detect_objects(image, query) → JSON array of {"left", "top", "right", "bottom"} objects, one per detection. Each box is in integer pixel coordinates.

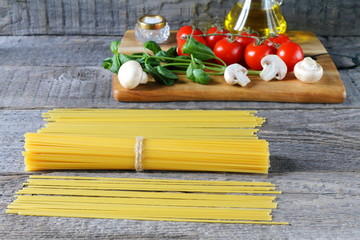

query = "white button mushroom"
[
  {"left": 118, "top": 60, "right": 148, "bottom": 89},
  {"left": 294, "top": 57, "right": 323, "bottom": 83},
  {"left": 260, "top": 55, "right": 288, "bottom": 81},
  {"left": 224, "top": 64, "right": 251, "bottom": 87}
]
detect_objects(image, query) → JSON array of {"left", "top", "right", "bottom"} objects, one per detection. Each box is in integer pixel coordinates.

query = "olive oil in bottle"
[{"left": 224, "top": 0, "right": 287, "bottom": 36}]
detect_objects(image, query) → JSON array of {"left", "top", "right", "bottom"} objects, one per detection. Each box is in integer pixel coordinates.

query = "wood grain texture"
[
  {"left": 113, "top": 30, "right": 346, "bottom": 103},
  {"left": 0, "top": 36, "right": 117, "bottom": 67},
  {"left": 0, "top": 115, "right": 359, "bottom": 233},
  {"left": 1, "top": 109, "right": 359, "bottom": 173},
  {"left": 0, "top": 32, "right": 360, "bottom": 239},
  {"left": 0, "top": 0, "right": 359, "bottom": 36},
  {"left": 0, "top": 36, "right": 359, "bottom": 109},
  {"left": 1, "top": 172, "right": 360, "bottom": 239},
  {"left": 1, "top": 35, "right": 358, "bottom": 69}
]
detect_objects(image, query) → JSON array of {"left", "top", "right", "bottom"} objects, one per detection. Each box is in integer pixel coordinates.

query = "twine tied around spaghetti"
[{"left": 134, "top": 136, "right": 144, "bottom": 171}]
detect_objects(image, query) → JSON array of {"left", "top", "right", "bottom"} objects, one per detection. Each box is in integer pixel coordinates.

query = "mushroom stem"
[
  {"left": 260, "top": 55, "right": 287, "bottom": 81},
  {"left": 224, "top": 64, "right": 251, "bottom": 87},
  {"left": 118, "top": 60, "right": 148, "bottom": 89}
]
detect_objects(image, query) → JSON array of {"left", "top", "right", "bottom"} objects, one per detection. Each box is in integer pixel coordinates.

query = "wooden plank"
[
  {"left": 1, "top": 172, "right": 359, "bottom": 239},
  {"left": 1, "top": 35, "right": 358, "bottom": 70},
  {"left": 0, "top": 65, "right": 359, "bottom": 110},
  {"left": 1, "top": 68, "right": 360, "bottom": 109},
  {"left": 0, "top": 35, "right": 358, "bottom": 109},
  {"left": 1, "top": 0, "right": 359, "bottom": 36},
  {"left": 0, "top": 66, "right": 116, "bottom": 109},
  {"left": 113, "top": 31, "right": 346, "bottom": 103},
  {"left": 0, "top": 0, "right": 11, "bottom": 35},
  {"left": 1, "top": 109, "right": 359, "bottom": 173},
  {"left": 0, "top": 36, "right": 117, "bottom": 67},
  {"left": 260, "top": 109, "right": 360, "bottom": 172}
]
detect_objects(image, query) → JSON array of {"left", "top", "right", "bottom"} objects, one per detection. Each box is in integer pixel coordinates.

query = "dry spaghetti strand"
[
  {"left": 6, "top": 176, "right": 288, "bottom": 225},
  {"left": 23, "top": 109, "right": 270, "bottom": 173}
]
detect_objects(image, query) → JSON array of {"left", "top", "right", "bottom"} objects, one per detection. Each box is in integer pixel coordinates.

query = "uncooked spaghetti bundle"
[
  {"left": 23, "top": 109, "right": 270, "bottom": 173},
  {"left": 6, "top": 175, "right": 288, "bottom": 225}
]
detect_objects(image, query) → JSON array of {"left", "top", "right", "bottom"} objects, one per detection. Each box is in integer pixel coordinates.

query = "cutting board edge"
[
  {"left": 112, "top": 75, "right": 346, "bottom": 103},
  {"left": 112, "top": 30, "right": 346, "bottom": 104}
]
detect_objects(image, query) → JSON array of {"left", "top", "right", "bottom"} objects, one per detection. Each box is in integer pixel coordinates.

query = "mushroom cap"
[
  {"left": 294, "top": 57, "right": 323, "bottom": 83},
  {"left": 260, "top": 55, "right": 287, "bottom": 81},
  {"left": 118, "top": 60, "right": 143, "bottom": 89}
]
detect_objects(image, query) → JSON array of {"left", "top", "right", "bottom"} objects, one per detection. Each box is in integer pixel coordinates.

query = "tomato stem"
[
  {"left": 184, "top": 33, "right": 258, "bottom": 40},
  {"left": 264, "top": 38, "right": 280, "bottom": 49}
]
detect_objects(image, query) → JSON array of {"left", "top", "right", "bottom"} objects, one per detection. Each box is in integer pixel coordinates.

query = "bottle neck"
[{"left": 238, "top": 0, "right": 282, "bottom": 8}]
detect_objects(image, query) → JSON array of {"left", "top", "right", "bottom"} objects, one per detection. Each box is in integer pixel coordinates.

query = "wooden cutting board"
[{"left": 112, "top": 30, "right": 346, "bottom": 103}]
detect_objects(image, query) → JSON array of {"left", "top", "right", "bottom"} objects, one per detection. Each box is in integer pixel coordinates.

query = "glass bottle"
[{"left": 224, "top": 0, "right": 287, "bottom": 36}]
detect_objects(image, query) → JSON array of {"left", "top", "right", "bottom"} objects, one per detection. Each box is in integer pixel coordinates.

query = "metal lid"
[{"left": 137, "top": 15, "right": 166, "bottom": 30}]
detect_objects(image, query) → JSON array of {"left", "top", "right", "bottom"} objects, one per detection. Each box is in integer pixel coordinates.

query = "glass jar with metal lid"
[{"left": 135, "top": 15, "right": 170, "bottom": 44}]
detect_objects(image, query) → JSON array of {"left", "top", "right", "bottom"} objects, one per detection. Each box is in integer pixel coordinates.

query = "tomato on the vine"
[
  {"left": 265, "top": 34, "right": 291, "bottom": 51},
  {"left": 235, "top": 32, "right": 258, "bottom": 48},
  {"left": 266, "top": 34, "right": 291, "bottom": 45},
  {"left": 205, "top": 27, "right": 230, "bottom": 49},
  {"left": 176, "top": 26, "right": 205, "bottom": 41},
  {"left": 277, "top": 41, "right": 304, "bottom": 71},
  {"left": 244, "top": 43, "right": 276, "bottom": 70},
  {"left": 213, "top": 39, "right": 243, "bottom": 65},
  {"left": 176, "top": 26, "right": 206, "bottom": 56}
]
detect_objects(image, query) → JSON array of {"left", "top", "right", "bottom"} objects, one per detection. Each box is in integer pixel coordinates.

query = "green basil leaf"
[
  {"left": 145, "top": 62, "right": 175, "bottom": 86},
  {"left": 137, "top": 56, "right": 160, "bottom": 69},
  {"left": 155, "top": 51, "right": 167, "bottom": 57},
  {"left": 182, "top": 37, "right": 216, "bottom": 61},
  {"left": 110, "top": 41, "right": 120, "bottom": 54},
  {"left": 193, "top": 69, "right": 211, "bottom": 84},
  {"left": 136, "top": 57, "right": 146, "bottom": 67},
  {"left": 119, "top": 54, "right": 134, "bottom": 64},
  {"left": 102, "top": 57, "right": 112, "bottom": 70},
  {"left": 147, "top": 57, "right": 161, "bottom": 66},
  {"left": 193, "top": 57, "right": 205, "bottom": 69},
  {"left": 155, "top": 50, "right": 177, "bottom": 63},
  {"left": 144, "top": 41, "right": 162, "bottom": 55},
  {"left": 176, "top": 55, "right": 191, "bottom": 60},
  {"left": 110, "top": 53, "right": 121, "bottom": 73},
  {"left": 166, "top": 46, "right": 178, "bottom": 58},
  {"left": 186, "top": 61, "right": 197, "bottom": 81},
  {"left": 155, "top": 66, "right": 178, "bottom": 81},
  {"left": 155, "top": 51, "right": 168, "bottom": 61}
]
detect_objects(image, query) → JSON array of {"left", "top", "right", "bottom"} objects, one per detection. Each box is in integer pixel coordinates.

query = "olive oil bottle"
[{"left": 224, "top": 0, "right": 287, "bottom": 36}]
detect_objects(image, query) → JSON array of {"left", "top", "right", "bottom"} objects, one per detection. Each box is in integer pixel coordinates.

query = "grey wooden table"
[{"left": 1, "top": 1, "right": 360, "bottom": 239}]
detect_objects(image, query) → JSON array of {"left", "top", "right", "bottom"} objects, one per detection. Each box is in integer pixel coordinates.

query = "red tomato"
[
  {"left": 235, "top": 32, "right": 258, "bottom": 48},
  {"left": 244, "top": 43, "right": 276, "bottom": 70},
  {"left": 265, "top": 34, "right": 291, "bottom": 51},
  {"left": 205, "top": 27, "right": 230, "bottom": 49},
  {"left": 176, "top": 26, "right": 206, "bottom": 56},
  {"left": 213, "top": 39, "right": 243, "bottom": 65},
  {"left": 277, "top": 42, "right": 304, "bottom": 71}
]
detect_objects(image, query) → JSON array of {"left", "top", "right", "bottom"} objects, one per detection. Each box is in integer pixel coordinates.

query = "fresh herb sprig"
[{"left": 102, "top": 38, "right": 227, "bottom": 85}]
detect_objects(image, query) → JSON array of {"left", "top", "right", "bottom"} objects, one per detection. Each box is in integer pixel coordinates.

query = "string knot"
[{"left": 134, "top": 136, "right": 144, "bottom": 171}]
